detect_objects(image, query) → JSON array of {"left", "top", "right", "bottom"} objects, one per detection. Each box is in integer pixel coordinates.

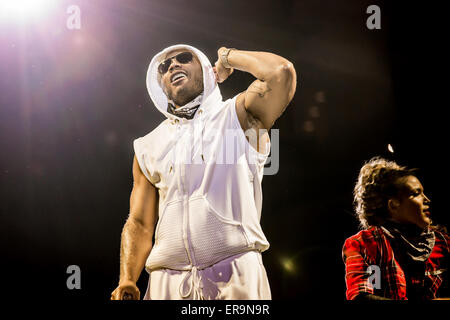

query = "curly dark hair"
[{"left": 353, "top": 157, "right": 417, "bottom": 229}]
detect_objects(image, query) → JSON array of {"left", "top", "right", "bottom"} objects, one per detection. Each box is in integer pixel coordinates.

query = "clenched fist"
[
  {"left": 111, "top": 280, "right": 140, "bottom": 300},
  {"left": 213, "top": 47, "right": 234, "bottom": 83}
]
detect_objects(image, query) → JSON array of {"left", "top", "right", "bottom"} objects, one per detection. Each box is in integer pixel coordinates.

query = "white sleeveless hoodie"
[{"left": 133, "top": 45, "right": 270, "bottom": 275}]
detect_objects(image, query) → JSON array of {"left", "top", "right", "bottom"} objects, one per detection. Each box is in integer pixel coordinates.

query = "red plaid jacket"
[{"left": 342, "top": 226, "right": 449, "bottom": 300}]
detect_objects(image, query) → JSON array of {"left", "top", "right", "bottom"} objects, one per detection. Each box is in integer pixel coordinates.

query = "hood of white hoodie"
[{"left": 146, "top": 44, "right": 220, "bottom": 120}]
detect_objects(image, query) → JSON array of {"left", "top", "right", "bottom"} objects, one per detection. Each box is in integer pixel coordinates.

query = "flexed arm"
[{"left": 214, "top": 47, "right": 297, "bottom": 131}]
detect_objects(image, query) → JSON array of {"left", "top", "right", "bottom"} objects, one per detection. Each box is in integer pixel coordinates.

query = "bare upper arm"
[
  {"left": 128, "top": 155, "right": 159, "bottom": 233},
  {"left": 243, "top": 62, "right": 296, "bottom": 131}
]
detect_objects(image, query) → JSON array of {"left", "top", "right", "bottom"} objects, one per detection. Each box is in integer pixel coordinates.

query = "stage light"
[
  {"left": 387, "top": 143, "right": 394, "bottom": 153},
  {"left": 0, "top": 0, "right": 57, "bottom": 21},
  {"left": 281, "top": 257, "right": 296, "bottom": 273}
]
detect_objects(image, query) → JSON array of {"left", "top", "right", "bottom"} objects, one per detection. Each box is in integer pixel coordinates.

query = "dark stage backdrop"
[{"left": 0, "top": 0, "right": 448, "bottom": 302}]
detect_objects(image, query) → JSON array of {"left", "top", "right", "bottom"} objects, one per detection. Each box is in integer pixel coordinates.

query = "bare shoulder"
[{"left": 132, "top": 155, "right": 155, "bottom": 189}]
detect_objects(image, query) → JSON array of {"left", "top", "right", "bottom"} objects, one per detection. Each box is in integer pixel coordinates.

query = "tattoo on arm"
[{"left": 248, "top": 81, "right": 272, "bottom": 98}]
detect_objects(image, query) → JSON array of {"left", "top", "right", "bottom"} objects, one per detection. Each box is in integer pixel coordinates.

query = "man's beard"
[{"left": 168, "top": 77, "right": 203, "bottom": 107}]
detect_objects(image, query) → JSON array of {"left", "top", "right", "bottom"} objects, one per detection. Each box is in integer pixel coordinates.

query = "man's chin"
[
  {"left": 419, "top": 217, "right": 432, "bottom": 229},
  {"left": 173, "top": 92, "right": 200, "bottom": 107}
]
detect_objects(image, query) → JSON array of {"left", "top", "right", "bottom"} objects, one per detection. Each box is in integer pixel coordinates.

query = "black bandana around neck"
[
  {"left": 382, "top": 221, "right": 435, "bottom": 262},
  {"left": 166, "top": 94, "right": 203, "bottom": 120},
  {"left": 167, "top": 102, "right": 200, "bottom": 120}
]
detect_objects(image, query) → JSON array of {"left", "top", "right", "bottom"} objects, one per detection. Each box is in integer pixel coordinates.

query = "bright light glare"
[
  {"left": 281, "top": 257, "right": 295, "bottom": 273},
  {"left": 387, "top": 143, "right": 394, "bottom": 153},
  {"left": 0, "top": 0, "right": 57, "bottom": 21}
]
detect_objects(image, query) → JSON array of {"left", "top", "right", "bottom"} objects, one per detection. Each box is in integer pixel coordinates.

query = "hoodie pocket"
[
  {"left": 148, "top": 198, "right": 190, "bottom": 270},
  {"left": 188, "top": 195, "right": 252, "bottom": 267}
]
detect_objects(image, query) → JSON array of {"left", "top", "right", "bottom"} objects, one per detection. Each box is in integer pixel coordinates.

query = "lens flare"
[
  {"left": 0, "top": 0, "right": 57, "bottom": 21},
  {"left": 281, "top": 257, "right": 296, "bottom": 273}
]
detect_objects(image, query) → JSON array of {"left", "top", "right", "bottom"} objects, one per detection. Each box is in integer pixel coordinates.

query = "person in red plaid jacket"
[{"left": 342, "top": 157, "right": 450, "bottom": 300}]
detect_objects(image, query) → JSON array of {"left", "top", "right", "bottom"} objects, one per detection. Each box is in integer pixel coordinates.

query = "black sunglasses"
[{"left": 158, "top": 51, "right": 194, "bottom": 75}]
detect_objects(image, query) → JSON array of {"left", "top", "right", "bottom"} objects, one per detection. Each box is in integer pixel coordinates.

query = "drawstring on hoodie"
[
  {"left": 179, "top": 266, "right": 204, "bottom": 300},
  {"left": 169, "top": 106, "right": 206, "bottom": 164},
  {"left": 199, "top": 108, "right": 206, "bottom": 163}
]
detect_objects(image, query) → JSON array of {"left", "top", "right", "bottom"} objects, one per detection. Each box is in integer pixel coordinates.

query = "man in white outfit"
[{"left": 111, "top": 44, "right": 296, "bottom": 300}]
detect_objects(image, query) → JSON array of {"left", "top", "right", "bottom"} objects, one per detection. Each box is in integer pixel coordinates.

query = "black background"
[{"left": 0, "top": 0, "right": 449, "bottom": 304}]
